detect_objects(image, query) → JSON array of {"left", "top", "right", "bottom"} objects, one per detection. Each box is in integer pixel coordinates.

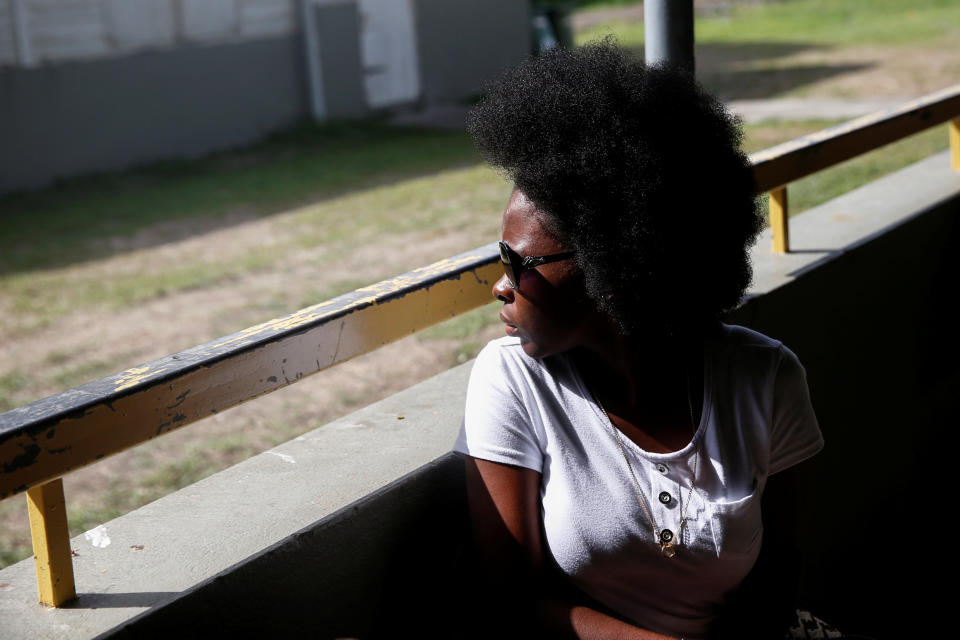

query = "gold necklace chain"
[{"left": 591, "top": 371, "right": 699, "bottom": 559}]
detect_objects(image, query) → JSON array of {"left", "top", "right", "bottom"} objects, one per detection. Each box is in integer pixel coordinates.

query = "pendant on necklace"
[{"left": 659, "top": 529, "right": 677, "bottom": 558}]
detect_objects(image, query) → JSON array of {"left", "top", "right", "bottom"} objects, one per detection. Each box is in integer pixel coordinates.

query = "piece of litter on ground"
[
  {"left": 267, "top": 451, "right": 296, "bottom": 464},
  {"left": 84, "top": 525, "right": 111, "bottom": 548}
]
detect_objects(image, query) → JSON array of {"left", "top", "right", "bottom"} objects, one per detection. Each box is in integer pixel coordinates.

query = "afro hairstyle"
[{"left": 467, "top": 40, "right": 762, "bottom": 337}]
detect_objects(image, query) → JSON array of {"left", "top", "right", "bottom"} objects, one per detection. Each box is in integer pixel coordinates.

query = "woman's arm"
[{"left": 465, "top": 457, "right": 680, "bottom": 640}]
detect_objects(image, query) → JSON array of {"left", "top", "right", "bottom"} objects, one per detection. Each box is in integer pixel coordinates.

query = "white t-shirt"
[{"left": 453, "top": 324, "right": 823, "bottom": 640}]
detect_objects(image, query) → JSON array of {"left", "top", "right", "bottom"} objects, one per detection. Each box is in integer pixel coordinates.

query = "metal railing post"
[
  {"left": 950, "top": 118, "right": 960, "bottom": 171},
  {"left": 26, "top": 479, "right": 76, "bottom": 606},
  {"left": 769, "top": 187, "right": 789, "bottom": 253}
]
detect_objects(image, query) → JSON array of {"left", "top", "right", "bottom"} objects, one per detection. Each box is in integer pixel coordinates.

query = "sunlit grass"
[
  {"left": 576, "top": 0, "right": 960, "bottom": 48},
  {"left": 0, "top": 121, "right": 481, "bottom": 276}
]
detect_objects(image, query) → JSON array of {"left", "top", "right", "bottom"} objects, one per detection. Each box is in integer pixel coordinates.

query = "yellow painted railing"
[
  {"left": 2, "top": 86, "right": 960, "bottom": 607},
  {"left": 749, "top": 84, "right": 960, "bottom": 253},
  {"left": 0, "top": 247, "right": 501, "bottom": 605}
]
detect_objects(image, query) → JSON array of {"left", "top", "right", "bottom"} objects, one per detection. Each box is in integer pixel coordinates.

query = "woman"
[{"left": 453, "top": 42, "right": 824, "bottom": 639}]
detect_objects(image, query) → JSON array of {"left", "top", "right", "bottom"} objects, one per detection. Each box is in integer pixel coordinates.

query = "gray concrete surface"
[
  {"left": 413, "top": 0, "right": 531, "bottom": 104},
  {"left": 314, "top": 2, "right": 367, "bottom": 120},
  {"left": 0, "top": 35, "right": 309, "bottom": 195},
  {"left": 0, "top": 359, "right": 474, "bottom": 638},
  {"left": 1, "top": 152, "right": 957, "bottom": 637}
]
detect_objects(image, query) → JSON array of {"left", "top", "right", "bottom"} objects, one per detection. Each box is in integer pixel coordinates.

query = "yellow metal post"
[
  {"left": 26, "top": 479, "right": 76, "bottom": 606},
  {"left": 950, "top": 118, "right": 960, "bottom": 171},
  {"left": 769, "top": 187, "right": 789, "bottom": 254}
]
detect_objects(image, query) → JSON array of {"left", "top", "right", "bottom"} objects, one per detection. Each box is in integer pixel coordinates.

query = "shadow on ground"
[
  {"left": 0, "top": 120, "right": 481, "bottom": 277},
  {"left": 694, "top": 42, "right": 876, "bottom": 101},
  {"left": 613, "top": 40, "right": 876, "bottom": 101}
]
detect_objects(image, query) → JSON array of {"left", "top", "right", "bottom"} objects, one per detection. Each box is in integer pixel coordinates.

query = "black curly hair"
[{"left": 468, "top": 40, "right": 762, "bottom": 338}]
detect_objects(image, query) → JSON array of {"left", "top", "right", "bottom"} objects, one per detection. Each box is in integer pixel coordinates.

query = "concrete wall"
[
  {"left": 0, "top": 34, "right": 309, "bottom": 194},
  {"left": 727, "top": 186, "right": 959, "bottom": 639},
  {"left": 313, "top": 1, "right": 366, "bottom": 119},
  {"left": 413, "top": 0, "right": 531, "bottom": 104},
  {"left": 0, "top": 0, "right": 532, "bottom": 195},
  {"left": 3, "top": 153, "right": 956, "bottom": 638}
]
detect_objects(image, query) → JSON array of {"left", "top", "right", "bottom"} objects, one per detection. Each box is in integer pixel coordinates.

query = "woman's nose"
[{"left": 492, "top": 273, "right": 514, "bottom": 302}]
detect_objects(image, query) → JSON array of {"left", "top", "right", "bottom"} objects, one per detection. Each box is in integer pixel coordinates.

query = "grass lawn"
[
  {"left": 577, "top": 0, "right": 960, "bottom": 101},
  {"left": 577, "top": 0, "right": 960, "bottom": 48},
  {"left": 0, "top": 121, "right": 480, "bottom": 276}
]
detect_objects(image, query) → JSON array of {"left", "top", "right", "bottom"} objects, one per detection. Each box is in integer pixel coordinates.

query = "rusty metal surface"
[
  {"left": 750, "top": 84, "right": 960, "bottom": 192},
  {"left": 0, "top": 244, "right": 500, "bottom": 499}
]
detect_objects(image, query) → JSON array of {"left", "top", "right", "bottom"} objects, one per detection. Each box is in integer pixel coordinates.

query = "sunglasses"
[{"left": 498, "top": 241, "right": 576, "bottom": 290}]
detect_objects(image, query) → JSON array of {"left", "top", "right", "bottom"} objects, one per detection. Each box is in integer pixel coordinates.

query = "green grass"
[
  {"left": 576, "top": 0, "right": 960, "bottom": 47},
  {"left": 3, "top": 247, "right": 280, "bottom": 329},
  {"left": 1, "top": 160, "right": 504, "bottom": 338},
  {"left": 0, "top": 370, "right": 29, "bottom": 412},
  {"left": 0, "top": 121, "right": 480, "bottom": 276},
  {"left": 695, "top": 0, "right": 960, "bottom": 47}
]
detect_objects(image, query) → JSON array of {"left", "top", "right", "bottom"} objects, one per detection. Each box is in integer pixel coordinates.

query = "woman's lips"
[{"left": 499, "top": 312, "right": 520, "bottom": 336}]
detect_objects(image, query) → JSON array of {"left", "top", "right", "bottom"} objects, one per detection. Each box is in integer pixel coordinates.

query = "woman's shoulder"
[
  {"left": 470, "top": 337, "right": 572, "bottom": 400},
  {"left": 716, "top": 323, "right": 784, "bottom": 351},
  {"left": 709, "top": 324, "right": 805, "bottom": 389},
  {"left": 473, "top": 336, "right": 558, "bottom": 375},
  {"left": 476, "top": 335, "right": 528, "bottom": 359}
]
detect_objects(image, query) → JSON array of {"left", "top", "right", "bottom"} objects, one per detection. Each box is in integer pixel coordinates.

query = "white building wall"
[
  {"left": 0, "top": 0, "right": 297, "bottom": 67},
  {"left": 357, "top": 0, "right": 419, "bottom": 109},
  {"left": 105, "top": 0, "right": 177, "bottom": 50},
  {"left": 24, "top": 0, "right": 109, "bottom": 61},
  {"left": 0, "top": 3, "right": 15, "bottom": 65},
  {"left": 238, "top": 0, "right": 294, "bottom": 38}
]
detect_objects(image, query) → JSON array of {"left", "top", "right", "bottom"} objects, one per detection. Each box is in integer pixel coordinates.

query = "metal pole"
[
  {"left": 644, "top": 0, "right": 694, "bottom": 74},
  {"left": 11, "top": 0, "right": 36, "bottom": 68},
  {"left": 299, "top": 0, "right": 326, "bottom": 121}
]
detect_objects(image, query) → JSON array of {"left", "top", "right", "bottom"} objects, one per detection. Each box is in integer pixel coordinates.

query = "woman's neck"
[{"left": 571, "top": 326, "right": 701, "bottom": 410}]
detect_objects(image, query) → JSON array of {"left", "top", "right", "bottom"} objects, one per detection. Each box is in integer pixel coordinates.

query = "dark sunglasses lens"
[
  {"left": 498, "top": 243, "right": 519, "bottom": 288},
  {"left": 498, "top": 242, "right": 511, "bottom": 265}
]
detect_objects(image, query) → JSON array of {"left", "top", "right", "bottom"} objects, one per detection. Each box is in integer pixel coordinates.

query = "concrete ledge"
[
  {"left": 0, "top": 360, "right": 474, "bottom": 638},
  {"left": 1, "top": 151, "right": 958, "bottom": 637}
]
